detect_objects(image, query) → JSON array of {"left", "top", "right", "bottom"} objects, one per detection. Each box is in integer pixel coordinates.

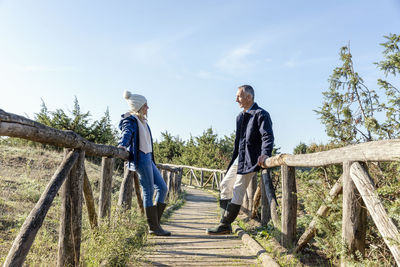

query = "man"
[{"left": 207, "top": 85, "right": 274, "bottom": 235}]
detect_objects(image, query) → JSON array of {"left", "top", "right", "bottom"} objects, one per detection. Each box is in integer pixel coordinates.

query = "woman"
[{"left": 118, "top": 90, "right": 170, "bottom": 236}]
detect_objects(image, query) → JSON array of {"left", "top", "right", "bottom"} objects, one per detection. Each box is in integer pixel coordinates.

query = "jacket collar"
[
  {"left": 122, "top": 112, "right": 132, "bottom": 119},
  {"left": 121, "top": 113, "right": 140, "bottom": 122},
  {"left": 243, "top": 102, "right": 259, "bottom": 115}
]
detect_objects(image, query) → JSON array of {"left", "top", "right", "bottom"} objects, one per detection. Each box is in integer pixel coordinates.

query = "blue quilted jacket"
[{"left": 118, "top": 113, "right": 155, "bottom": 171}]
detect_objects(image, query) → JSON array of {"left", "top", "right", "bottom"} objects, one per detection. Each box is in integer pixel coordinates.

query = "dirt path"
[{"left": 140, "top": 187, "right": 261, "bottom": 266}]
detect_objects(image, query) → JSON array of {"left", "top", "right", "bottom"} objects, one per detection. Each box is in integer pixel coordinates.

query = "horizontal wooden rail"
[
  {"left": 263, "top": 139, "right": 400, "bottom": 168},
  {"left": 0, "top": 109, "right": 129, "bottom": 159},
  {"left": 157, "top": 163, "right": 225, "bottom": 173},
  {"left": 156, "top": 163, "right": 183, "bottom": 172}
]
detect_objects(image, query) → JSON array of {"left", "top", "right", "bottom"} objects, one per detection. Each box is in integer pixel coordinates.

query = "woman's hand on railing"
[
  {"left": 257, "top": 155, "right": 269, "bottom": 167},
  {"left": 118, "top": 145, "right": 127, "bottom": 151}
]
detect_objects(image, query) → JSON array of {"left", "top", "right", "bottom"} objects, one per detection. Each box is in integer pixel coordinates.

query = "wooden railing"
[
  {"left": 154, "top": 163, "right": 280, "bottom": 228},
  {"left": 153, "top": 163, "right": 224, "bottom": 189},
  {"left": 2, "top": 108, "right": 400, "bottom": 266},
  {"left": 261, "top": 140, "right": 400, "bottom": 266},
  {"left": 154, "top": 140, "right": 400, "bottom": 265},
  {"left": 0, "top": 109, "right": 182, "bottom": 267},
  {"left": 157, "top": 164, "right": 183, "bottom": 201}
]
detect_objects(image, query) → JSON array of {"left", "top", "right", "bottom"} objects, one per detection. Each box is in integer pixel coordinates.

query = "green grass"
[
  {"left": 82, "top": 207, "right": 147, "bottom": 266},
  {"left": 160, "top": 190, "right": 186, "bottom": 223}
]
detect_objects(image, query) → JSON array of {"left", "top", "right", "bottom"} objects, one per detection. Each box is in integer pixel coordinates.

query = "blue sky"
[{"left": 1, "top": 0, "right": 399, "bottom": 153}]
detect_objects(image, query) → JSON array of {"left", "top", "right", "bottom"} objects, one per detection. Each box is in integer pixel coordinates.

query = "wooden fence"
[
  {"left": 156, "top": 140, "right": 400, "bottom": 266},
  {"left": 2, "top": 108, "right": 400, "bottom": 266},
  {"left": 0, "top": 109, "right": 181, "bottom": 267},
  {"left": 260, "top": 140, "right": 400, "bottom": 266},
  {"left": 152, "top": 163, "right": 280, "bottom": 228},
  {"left": 153, "top": 163, "right": 224, "bottom": 189}
]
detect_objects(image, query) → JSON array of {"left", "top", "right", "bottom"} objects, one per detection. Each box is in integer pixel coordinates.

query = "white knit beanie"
[{"left": 123, "top": 90, "right": 147, "bottom": 113}]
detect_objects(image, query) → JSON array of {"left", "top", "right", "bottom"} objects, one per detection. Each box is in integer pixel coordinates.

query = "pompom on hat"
[{"left": 123, "top": 90, "right": 147, "bottom": 112}]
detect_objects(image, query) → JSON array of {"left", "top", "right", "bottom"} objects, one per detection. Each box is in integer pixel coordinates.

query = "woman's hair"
[{"left": 130, "top": 105, "right": 147, "bottom": 122}]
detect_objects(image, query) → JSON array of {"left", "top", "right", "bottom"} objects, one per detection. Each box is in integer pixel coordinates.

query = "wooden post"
[
  {"left": 133, "top": 171, "right": 144, "bottom": 215},
  {"left": 260, "top": 174, "right": 271, "bottom": 226},
  {"left": 118, "top": 163, "right": 133, "bottom": 210},
  {"left": 177, "top": 168, "right": 183, "bottom": 194},
  {"left": 163, "top": 170, "right": 169, "bottom": 200},
  {"left": 191, "top": 169, "right": 201, "bottom": 187},
  {"left": 242, "top": 191, "right": 250, "bottom": 215},
  {"left": 281, "top": 164, "right": 297, "bottom": 248},
  {"left": 58, "top": 149, "right": 85, "bottom": 267},
  {"left": 200, "top": 170, "right": 204, "bottom": 187},
  {"left": 189, "top": 170, "right": 193, "bottom": 186},
  {"left": 162, "top": 169, "right": 168, "bottom": 183},
  {"left": 3, "top": 151, "right": 79, "bottom": 267},
  {"left": 350, "top": 162, "right": 400, "bottom": 266},
  {"left": 218, "top": 172, "right": 223, "bottom": 190},
  {"left": 168, "top": 171, "right": 173, "bottom": 200},
  {"left": 244, "top": 173, "right": 257, "bottom": 216},
  {"left": 251, "top": 182, "right": 262, "bottom": 219},
  {"left": 249, "top": 174, "right": 257, "bottom": 214},
  {"left": 262, "top": 169, "right": 280, "bottom": 228},
  {"left": 98, "top": 157, "right": 114, "bottom": 220},
  {"left": 83, "top": 170, "right": 98, "bottom": 229},
  {"left": 174, "top": 170, "right": 179, "bottom": 197},
  {"left": 167, "top": 171, "right": 174, "bottom": 201},
  {"left": 342, "top": 161, "right": 367, "bottom": 266}
]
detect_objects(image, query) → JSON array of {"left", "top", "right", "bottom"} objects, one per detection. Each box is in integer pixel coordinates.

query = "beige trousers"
[{"left": 220, "top": 164, "right": 256, "bottom": 205}]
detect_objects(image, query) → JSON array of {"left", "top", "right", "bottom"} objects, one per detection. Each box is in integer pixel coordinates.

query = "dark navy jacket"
[
  {"left": 227, "top": 103, "right": 274, "bottom": 174},
  {"left": 118, "top": 113, "right": 155, "bottom": 171}
]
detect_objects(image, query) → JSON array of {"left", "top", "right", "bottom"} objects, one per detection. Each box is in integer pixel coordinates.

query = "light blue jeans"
[{"left": 136, "top": 151, "right": 168, "bottom": 208}]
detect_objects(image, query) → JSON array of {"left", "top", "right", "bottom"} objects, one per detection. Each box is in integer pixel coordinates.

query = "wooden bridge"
[
  {"left": 141, "top": 187, "right": 272, "bottom": 266},
  {"left": 1, "top": 108, "right": 400, "bottom": 266}
]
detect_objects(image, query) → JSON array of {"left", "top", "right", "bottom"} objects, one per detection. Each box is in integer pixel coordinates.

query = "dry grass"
[{"left": 0, "top": 143, "right": 146, "bottom": 266}]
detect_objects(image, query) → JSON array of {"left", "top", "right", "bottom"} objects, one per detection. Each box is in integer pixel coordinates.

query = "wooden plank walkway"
[{"left": 140, "top": 187, "right": 261, "bottom": 266}]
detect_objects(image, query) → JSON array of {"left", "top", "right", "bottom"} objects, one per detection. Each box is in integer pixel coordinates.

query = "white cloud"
[
  {"left": 216, "top": 45, "right": 254, "bottom": 73},
  {"left": 284, "top": 51, "right": 302, "bottom": 69},
  {"left": 128, "top": 28, "right": 197, "bottom": 67}
]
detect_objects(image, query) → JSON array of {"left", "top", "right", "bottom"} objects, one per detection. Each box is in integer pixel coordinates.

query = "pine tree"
[{"left": 376, "top": 34, "right": 400, "bottom": 138}]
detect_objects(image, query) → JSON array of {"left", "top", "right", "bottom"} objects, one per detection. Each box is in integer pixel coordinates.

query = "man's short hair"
[{"left": 239, "top": 85, "right": 254, "bottom": 100}]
